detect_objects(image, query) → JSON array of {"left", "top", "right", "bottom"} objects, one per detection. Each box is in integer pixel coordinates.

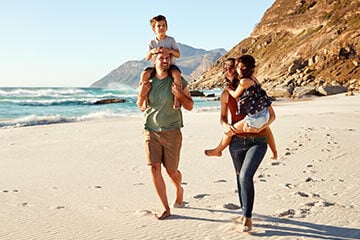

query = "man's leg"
[
  {"left": 150, "top": 163, "right": 171, "bottom": 220},
  {"left": 166, "top": 169, "right": 184, "bottom": 207}
]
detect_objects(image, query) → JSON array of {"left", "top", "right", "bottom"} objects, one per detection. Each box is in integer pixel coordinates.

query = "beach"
[{"left": 1, "top": 93, "right": 359, "bottom": 239}]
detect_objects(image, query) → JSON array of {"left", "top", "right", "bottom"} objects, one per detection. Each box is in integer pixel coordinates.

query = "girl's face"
[
  {"left": 236, "top": 62, "right": 247, "bottom": 76},
  {"left": 153, "top": 20, "right": 167, "bottom": 35}
]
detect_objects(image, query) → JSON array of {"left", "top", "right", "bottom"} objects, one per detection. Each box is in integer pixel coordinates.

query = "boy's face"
[{"left": 153, "top": 20, "right": 167, "bottom": 35}]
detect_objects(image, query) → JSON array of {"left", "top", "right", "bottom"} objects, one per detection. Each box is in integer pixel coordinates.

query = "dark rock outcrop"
[{"left": 93, "top": 98, "right": 126, "bottom": 105}]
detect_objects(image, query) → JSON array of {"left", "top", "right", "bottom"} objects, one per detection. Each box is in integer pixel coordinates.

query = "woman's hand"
[
  {"left": 223, "top": 123, "right": 236, "bottom": 136},
  {"left": 243, "top": 123, "right": 263, "bottom": 133}
]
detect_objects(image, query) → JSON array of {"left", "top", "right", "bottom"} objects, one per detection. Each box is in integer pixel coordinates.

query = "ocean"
[{"left": 0, "top": 87, "right": 222, "bottom": 128}]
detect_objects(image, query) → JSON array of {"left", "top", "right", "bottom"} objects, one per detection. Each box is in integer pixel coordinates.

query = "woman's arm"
[
  {"left": 243, "top": 105, "right": 276, "bottom": 133},
  {"left": 219, "top": 91, "right": 236, "bottom": 136}
]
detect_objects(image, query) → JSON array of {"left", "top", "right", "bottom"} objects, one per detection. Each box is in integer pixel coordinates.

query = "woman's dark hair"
[{"left": 237, "top": 55, "right": 255, "bottom": 78}]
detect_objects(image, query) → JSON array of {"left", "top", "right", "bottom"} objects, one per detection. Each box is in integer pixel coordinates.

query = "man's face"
[{"left": 155, "top": 53, "right": 170, "bottom": 71}]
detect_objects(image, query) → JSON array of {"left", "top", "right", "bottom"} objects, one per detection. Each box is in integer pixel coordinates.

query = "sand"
[{"left": 1, "top": 93, "right": 359, "bottom": 239}]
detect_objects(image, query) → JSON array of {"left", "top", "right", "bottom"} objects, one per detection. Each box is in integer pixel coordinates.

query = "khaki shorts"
[{"left": 144, "top": 129, "right": 182, "bottom": 171}]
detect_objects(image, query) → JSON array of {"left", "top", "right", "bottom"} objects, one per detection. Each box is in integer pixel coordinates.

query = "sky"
[{"left": 0, "top": 0, "right": 274, "bottom": 87}]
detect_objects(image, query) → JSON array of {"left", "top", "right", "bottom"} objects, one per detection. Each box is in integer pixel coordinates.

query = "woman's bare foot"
[
  {"left": 232, "top": 215, "right": 244, "bottom": 223},
  {"left": 204, "top": 149, "right": 222, "bottom": 157},
  {"left": 241, "top": 217, "right": 252, "bottom": 232},
  {"left": 155, "top": 209, "right": 171, "bottom": 220}
]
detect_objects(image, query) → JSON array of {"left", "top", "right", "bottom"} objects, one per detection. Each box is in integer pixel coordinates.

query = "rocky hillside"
[
  {"left": 90, "top": 43, "right": 226, "bottom": 89},
  {"left": 190, "top": 0, "right": 360, "bottom": 97}
]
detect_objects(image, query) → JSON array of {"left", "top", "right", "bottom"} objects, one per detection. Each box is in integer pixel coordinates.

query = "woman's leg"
[
  {"left": 239, "top": 140, "right": 267, "bottom": 218},
  {"left": 229, "top": 137, "right": 247, "bottom": 210}
]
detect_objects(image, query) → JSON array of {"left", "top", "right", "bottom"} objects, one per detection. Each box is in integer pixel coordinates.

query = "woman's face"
[{"left": 223, "top": 61, "right": 236, "bottom": 78}]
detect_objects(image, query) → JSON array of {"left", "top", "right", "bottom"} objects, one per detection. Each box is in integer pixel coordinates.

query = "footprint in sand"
[
  {"left": 49, "top": 206, "right": 65, "bottom": 210},
  {"left": 213, "top": 179, "right": 227, "bottom": 183},
  {"left": 133, "top": 182, "right": 144, "bottom": 186},
  {"left": 278, "top": 209, "right": 295, "bottom": 217},
  {"left": 2, "top": 189, "right": 19, "bottom": 193},
  {"left": 223, "top": 203, "right": 241, "bottom": 210},
  {"left": 295, "top": 191, "right": 310, "bottom": 197},
  {"left": 193, "top": 193, "right": 210, "bottom": 199},
  {"left": 136, "top": 209, "right": 153, "bottom": 217}
]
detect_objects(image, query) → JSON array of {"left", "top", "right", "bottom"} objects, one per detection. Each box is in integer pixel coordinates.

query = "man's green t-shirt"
[{"left": 143, "top": 76, "right": 188, "bottom": 131}]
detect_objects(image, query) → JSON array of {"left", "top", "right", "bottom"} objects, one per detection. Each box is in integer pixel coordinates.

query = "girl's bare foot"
[
  {"left": 204, "top": 149, "right": 222, "bottom": 157},
  {"left": 271, "top": 151, "right": 278, "bottom": 160},
  {"left": 155, "top": 209, "right": 171, "bottom": 220}
]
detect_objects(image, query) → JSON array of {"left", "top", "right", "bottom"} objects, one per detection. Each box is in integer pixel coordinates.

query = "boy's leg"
[
  {"left": 171, "top": 69, "right": 182, "bottom": 109},
  {"left": 205, "top": 134, "right": 232, "bottom": 157},
  {"left": 139, "top": 68, "right": 153, "bottom": 111}
]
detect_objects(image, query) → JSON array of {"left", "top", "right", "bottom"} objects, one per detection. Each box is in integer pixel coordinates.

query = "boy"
[{"left": 139, "top": 15, "right": 182, "bottom": 110}]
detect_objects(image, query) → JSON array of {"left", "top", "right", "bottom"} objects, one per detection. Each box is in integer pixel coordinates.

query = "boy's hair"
[
  {"left": 237, "top": 55, "right": 256, "bottom": 78},
  {"left": 150, "top": 15, "right": 168, "bottom": 29}
]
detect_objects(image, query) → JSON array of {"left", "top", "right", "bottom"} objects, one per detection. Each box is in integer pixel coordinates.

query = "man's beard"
[{"left": 160, "top": 63, "right": 170, "bottom": 71}]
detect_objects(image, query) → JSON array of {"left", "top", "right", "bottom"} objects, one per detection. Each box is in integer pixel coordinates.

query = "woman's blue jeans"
[{"left": 229, "top": 136, "right": 268, "bottom": 218}]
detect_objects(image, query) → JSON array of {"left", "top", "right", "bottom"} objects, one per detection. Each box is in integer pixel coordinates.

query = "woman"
[{"left": 216, "top": 56, "right": 276, "bottom": 232}]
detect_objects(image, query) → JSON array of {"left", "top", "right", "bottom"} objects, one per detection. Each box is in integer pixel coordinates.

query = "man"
[{"left": 137, "top": 52, "right": 194, "bottom": 220}]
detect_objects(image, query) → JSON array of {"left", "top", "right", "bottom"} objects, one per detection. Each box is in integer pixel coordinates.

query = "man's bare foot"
[
  {"left": 174, "top": 187, "right": 184, "bottom": 208},
  {"left": 204, "top": 149, "right": 222, "bottom": 157},
  {"left": 155, "top": 209, "right": 171, "bottom": 220}
]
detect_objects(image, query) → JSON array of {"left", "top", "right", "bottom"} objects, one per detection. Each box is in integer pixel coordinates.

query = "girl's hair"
[
  {"left": 150, "top": 15, "right": 168, "bottom": 29},
  {"left": 237, "top": 55, "right": 256, "bottom": 78}
]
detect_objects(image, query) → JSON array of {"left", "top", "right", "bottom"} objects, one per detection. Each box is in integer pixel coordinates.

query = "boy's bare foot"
[
  {"left": 204, "top": 149, "right": 222, "bottom": 157},
  {"left": 271, "top": 151, "right": 278, "bottom": 160},
  {"left": 155, "top": 209, "right": 171, "bottom": 220}
]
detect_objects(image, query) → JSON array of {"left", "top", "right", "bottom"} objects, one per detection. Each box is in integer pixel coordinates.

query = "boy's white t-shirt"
[{"left": 148, "top": 36, "right": 178, "bottom": 64}]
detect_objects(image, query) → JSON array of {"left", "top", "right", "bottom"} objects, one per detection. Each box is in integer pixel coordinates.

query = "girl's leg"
[
  {"left": 205, "top": 134, "right": 232, "bottom": 157},
  {"left": 265, "top": 128, "right": 277, "bottom": 159},
  {"left": 232, "top": 119, "right": 246, "bottom": 134},
  {"left": 171, "top": 69, "right": 182, "bottom": 109}
]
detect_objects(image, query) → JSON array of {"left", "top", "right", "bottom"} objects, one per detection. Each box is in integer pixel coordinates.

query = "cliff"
[{"left": 190, "top": 0, "right": 360, "bottom": 97}]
